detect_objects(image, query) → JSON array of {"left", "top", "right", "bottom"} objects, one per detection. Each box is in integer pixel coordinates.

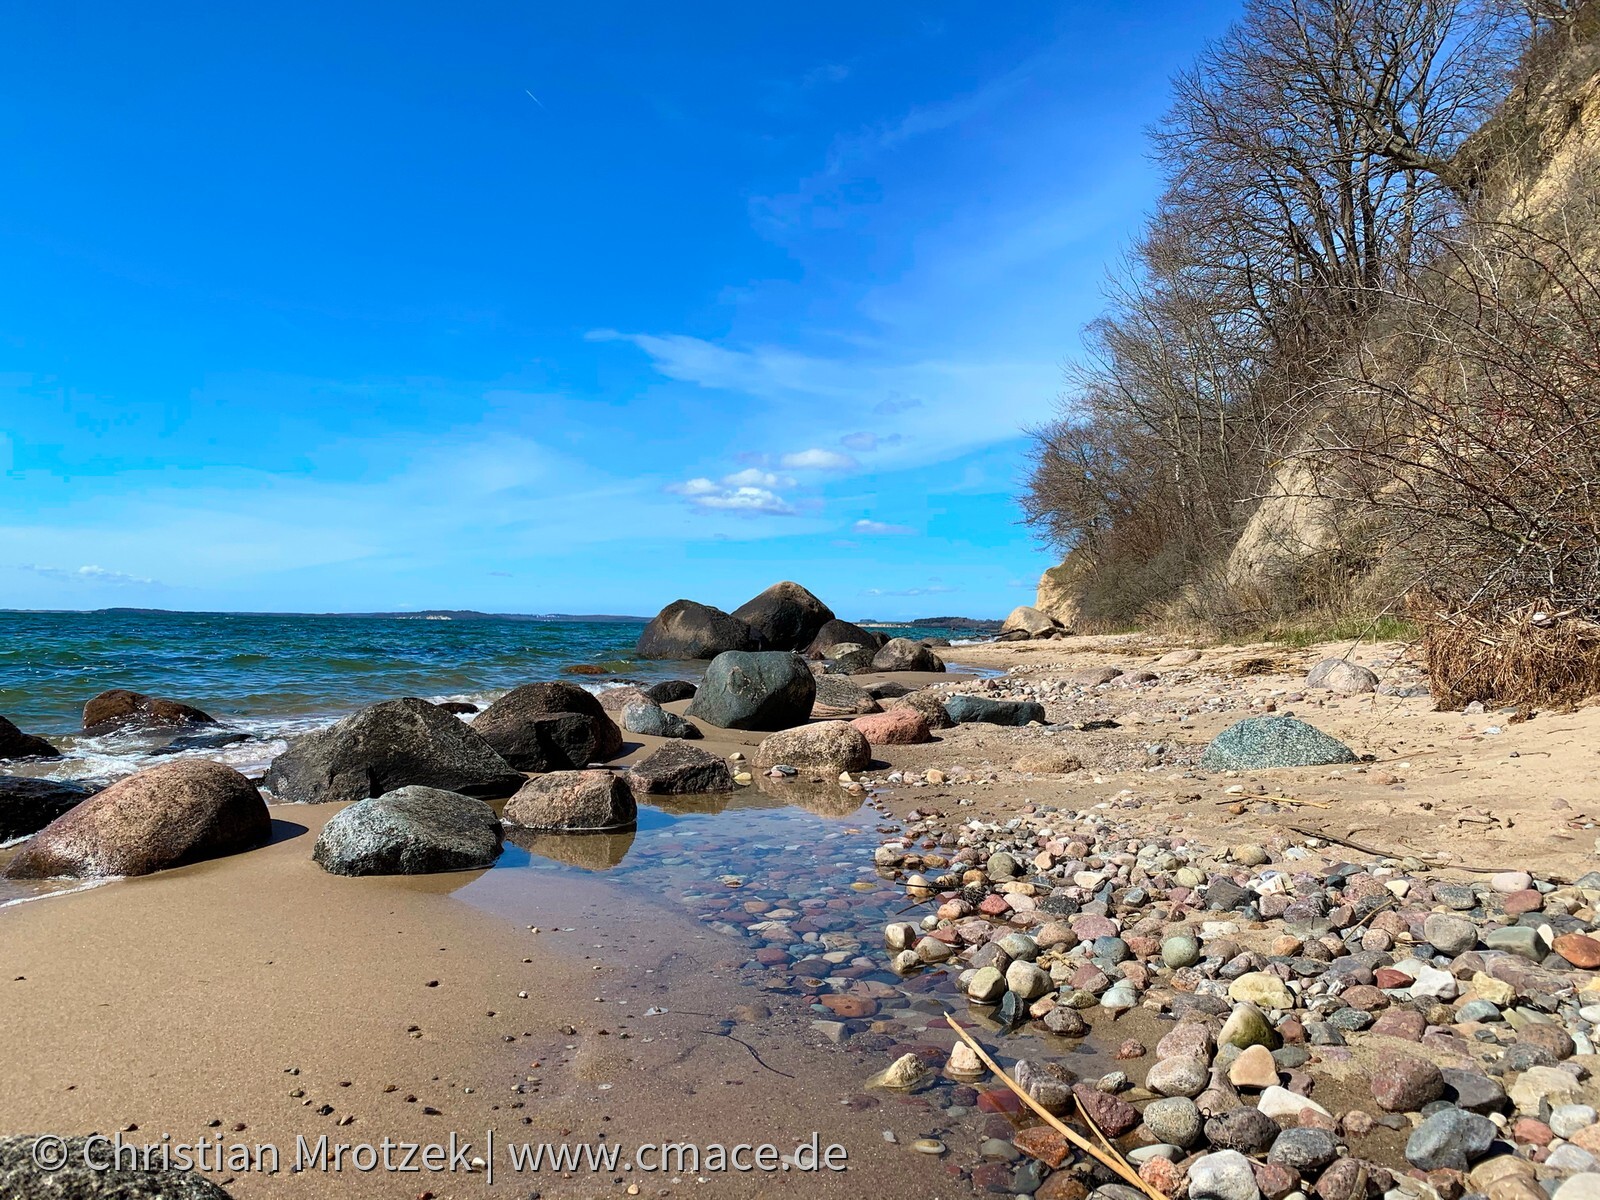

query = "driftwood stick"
[
  {"left": 1286, "top": 825, "right": 1535, "bottom": 878},
  {"left": 943, "top": 1015, "right": 1168, "bottom": 1200}
]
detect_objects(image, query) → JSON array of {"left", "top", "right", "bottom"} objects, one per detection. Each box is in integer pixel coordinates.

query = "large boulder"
[
  {"left": 0, "top": 776, "right": 99, "bottom": 841},
  {"left": 755, "top": 722, "right": 872, "bottom": 774},
  {"left": 312, "top": 785, "right": 503, "bottom": 876},
  {"left": 945, "top": 695, "right": 1046, "bottom": 726},
  {"left": 1201, "top": 716, "right": 1358, "bottom": 770},
  {"left": 1002, "top": 606, "right": 1059, "bottom": 638},
  {"left": 0, "top": 1135, "right": 235, "bottom": 1198},
  {"left": 821, "top": 645, "right": 878, "bottom": 675},
  {"left": 812, "top": 674, "right": 881, "bottom": 719},
  {"left": 894, "top": 689, "right": 956, "bottom": 730},
  {"left": 635, "top": 600, "right": 757, "bottom": 660},
  {"left": 686, "top": 651, "right": 816, "bottom": 731},
  {"left": 852, "top": 710, "right": 933, "bottom": 745},
  {"left": 4, "top": 760, "right": 270, "bottom": 879},
  {"left": 620, "top": 700, "right": 701, "bottom": 739},
  {"left": 871, "top": 638, "right": 946, "bottom": 673},
  {"left": 597, "top": 685, "right": 651, "bottom": 713},
  {"left": 264, "top": 697, "right": 522, "bottom": 804},
  {"left": 82, "top": 689, "right": 216, "bottom": 734},
  {"left": 731, "top": 581, "right": 835, "bottom": 652},
  {"left": 0, "top": 715, "right": 61, "bottom": 761},
  {"left": 645, "top": 680, "right": 697, "bottom": 704},
  {"left": 1306, "top": 657, "right": 1379, "bottom": 694},
  {"left": 627, "top": 743, "right": 735, "bottom": 794},
  {"left": 471, "top": 682, "right": 624, "bottom": 770},
  {"left": 805, "top": 618, "right": 887, "bottom": 658},
  {"left": 503, "top": 770, "right": 637, "bottom": 830}
]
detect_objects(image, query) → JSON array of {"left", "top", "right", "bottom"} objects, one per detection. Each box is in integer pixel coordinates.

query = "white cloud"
[
  {"left": 721, "top": 467, "right": 792, "bottom": 488},
  {"left": 853, "top": 519, "right": 915, "bottom": 536},
  {"left": 669, "top": 477, "right": 721, "bottom": 496},
  {"left": 862, "top": 584, "right": 957, "bottom": 597},
  {"left": 22, "top": 563, "right": 158, "bottom": 586},
  {"left": 780, "top": 448, "right": 857, "bottom": 470},
  {"left": 690, "top": 486, "right": 796, "bottom": 516}
]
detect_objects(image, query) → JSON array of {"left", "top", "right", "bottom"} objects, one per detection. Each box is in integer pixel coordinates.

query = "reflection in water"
[
  {"left": 504, "top": 825, "right": 637, "bottom": 871},
  {"left": 648, "top": 778, "right": 865, "bottom": 819}
]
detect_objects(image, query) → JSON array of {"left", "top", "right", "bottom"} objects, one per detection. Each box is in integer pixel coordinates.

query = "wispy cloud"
[
  {"left": 863, "top": 583, "right": 957, "bottom": 597},
  {"left": 21, "top": 563, "right": 158, "bottom": 586},
  {"left": 840, "top": 431, "right": 904, "bottom": 452},
  {"left": 666, "top": 476, "right": 796, "bottom": 516},
  {"left": 780, "top": 448, "right": 857, "bottom": 470},
  {"left": 853, "top": 519, "right": 914, "bottom": 536}
]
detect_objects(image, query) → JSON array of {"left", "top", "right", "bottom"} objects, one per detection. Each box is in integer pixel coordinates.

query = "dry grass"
[{"left": 1424, "top": 603, "right": 1600, "bottom": 710}]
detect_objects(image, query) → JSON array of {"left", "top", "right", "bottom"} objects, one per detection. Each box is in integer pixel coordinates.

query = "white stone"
[
  {"left": 1258, "top": 1085, "right": 1332, "bottom": 1122},
  {"left": 1188, "top": 1149, "right": 1261, "bottom": 1200},
  {"left": 1550, "top": 1106, "right": 1597, "bottom": 1140}
]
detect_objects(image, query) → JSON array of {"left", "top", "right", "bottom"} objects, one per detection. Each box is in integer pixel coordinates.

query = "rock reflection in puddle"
[{"left": 502, "top": 824, "right": 636, "bottom": 871}]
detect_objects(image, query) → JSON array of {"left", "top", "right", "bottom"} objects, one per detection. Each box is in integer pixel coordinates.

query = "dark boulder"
[
  {"left": 0, "top": 776, "right": 99, "bottom": 841},
  {"left": 597, "top": 685, "right": 651, "bottom": 712},
  {"left": 82, "top": 689, "right": 216, "bottom": 734},
  {"left": 151, "top": 730, "right": 250, "bottom": 756},
  {"left": 645, "top": 680, "right": 697, "bottom": 704},
  {"left": 3, "top": 759, "right": 270, "bottom": 879},
  {"left": 504, "top": 770, "right": 638, "bottom": 830},
  {"left": 897, "top": 688, "right": 956, "bottom": 730},
  {"left": 686, "top": 651, "right": 815, "bottom": 731},
  {"left": 944, "top": 695, "right": 1047, "bottom": 726},
  {"left": 805, "top": 618, "right": 886, "bottom": 658},
  {"left": 823, "top": 646, "right": 878, "bottom": 674},
  {"left": 263, "top": 697, "right": 522, "bottom": 804},
  {"left": 472, "top": 683, "right": 624, "bottom": 770},
  {"left": 312, "top": 785, "right": 503, "bottom": 876},
  {"left": 0, "top": 1135, "right": 235, "bottom": 1198},
  {"left": 635, "top": 600, "right": 757, "bottom": 660},
  {"left": 621, "top": 701, "right": 702, "bottom": 739},
  {"left": 435, "top": 700, "right": 479, "bottom": 715},
  {"left": 871, "top": 638, "right": 946, "bottom": 672},
  {"left": 627, "top": 743, "right": 735, "bottom": 794},
  {"left": 731, "top": 581, "right": 834, "bottom": 652},
  {"left": 0, "top": 715, "right": 60, "bottom": 761}
]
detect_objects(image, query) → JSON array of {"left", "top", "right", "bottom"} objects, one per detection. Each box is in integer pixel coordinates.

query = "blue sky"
[{"left": 0, "top": 1, "right": 1235, "bottom": 619}]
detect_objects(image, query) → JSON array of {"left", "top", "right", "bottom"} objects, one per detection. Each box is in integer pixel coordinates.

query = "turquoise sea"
[{"left": 0, "top": 609, "right": 986, "bottom": 783}]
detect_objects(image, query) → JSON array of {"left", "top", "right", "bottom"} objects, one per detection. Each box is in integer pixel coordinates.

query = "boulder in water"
[
  {"left": 82, "top": 689, "right": 217, "bottom": 734},
  {"left": 686, "top": 651, "right": 815, "bottom": 731},
  {"left": 620, "top": 700, "right": 701, "bottom": 739},
  {"left": 805, "top": 618, "right": 886, "bottom": 658},
  {"left": 755, "top": 721, "right": 871, "bottom": 773},
  {"left": 472, "top": 682, "right": 624, "bottom": 770},
  {"left": 731, "top": 581, "right": 834, "bottom": 652},
  {"left": 945, "top": 694, "right": 1046, "bottom": 726},
  {"left": 504, "top": 770, "right": 637, "bottom": 830},
  {"left": 871, "top": 638, "right": 945, "bottom": 672},
  {"left": 644, "top": 680, "right": 697, "bottom": 704},
  {"left": 0, "top": 1135, "right": 236, "bottom": 1198},
  {"left": 0, "top": 715, "right": 60, "bottom": 761},
  {"left": 635, "top": 600, "right": 757, "bottom": 660},
  {"left": 627, "top": 743, "right": 735, "bottom": 794},
  {"left": 4, "top": 759, "right": 270, "bottom": 879},
  {"left": 0, "top": 776, "right": 99, "bottom": 841},
  {"left": 312, "top": 785, "right": 503, "bottom": 875},
  {"left": 264, "top": 697, "right": 522, "bottom": 804},
  {"left": 1201, "top": 716, "right": 1357, "bottom": 770}
]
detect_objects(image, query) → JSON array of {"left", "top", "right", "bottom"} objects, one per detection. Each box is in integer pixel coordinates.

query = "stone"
[
  {"left": 1490, "top": 871, "right": 1533, "bottom": 893},
  {"left": 1146, "top": 1056, "right": 1210, "bottom": 1098},
  {"left": 1372, "top": 1056, "right": 1445, "bottom": 1112},
  {"left": 1002, "top": 605, "right": 1060, "bottom": 638},
  {"left": 1484, "top": 926, "right": 1547, "bottom": 962},
  {"left": 1405, "top": 1107, "right": 1497, "bottom": 1171},
  {"left": 809, "top": 675, "right": 880, "bottom": 721},
  {"left": 686, "top": 651, "right": 816, "bottom": 731},
  {"left": 264, "top": 697, "right": 521, "bottom": 804},
  {"left": 1206, "top": 1107, "right": 1280, "bottom": 1154},
  {"left": 0, "top": 776, "right": 98, "bottom": 841},
  {"left": 620, "top": 701, "right": 701, "bottom": 740},
  {"left": 312, "top": 785, "right": 503, "bottom": 875},
  {"left": 948, "top": 1042, "right": 985, "bottom": 1078},
  {"left": 1014, "top": 750, "right": 1084, "bottom": 774},
  {"left": 1187, "top": 1149, "right": 1262, "bottom": 1200},
  {"left": 851, "top": 709, "right": 933, "bottom": 745},
  {"left": 1006, "top": 960, "right": 1053, "bottom": 1001},
  {"left": 944, "top": 695, "right": 1046, "bottom": 726},
  {"left": 5, "top": 759, "right": 269, "bottom": 882},
  {"left": 1551, "top": 1105, "right": 1598, "bottom": 1139},
  {"left": 626, "top": 743, "right": 736, "bottom": 794},
  {"left": 893, "top": 688, "right": 957, "bottom": 731},
  {"left": 503, "top": 770, "right": 636, "bottom": 831},
  {"left": 731, "top": 581, "right": 834, "bottom": 652},
  {"left": 755, "top": 722, "right": 871, "bottom": 774},
  {"left": 1163, "top": 935, "right": 1202, "bottom": 968},
  {"left": 1315, "top": 1158, "right": 1368, "bottom": 1200},
  {"left": 1143, "top": 1097, "right": 1203, "bottom": 1147},
  {"left": 0, "top": 715, "right": 60, "bottom": 761},
  {"left": 472, "top": 682, "right": 624, "bottom": 770},
  {"left": 805, "top": 619, "right": 885, "bottom": 659},
  {"left": 1555, "top": 934, "right": 1600, "bottom": 969},
  {"left": 1073, "top": 1085, "right": 1140, "bottom": 1137},
  {"left": 1046, "top": 1007, "right": 1088, "bottom": 1036},
  {"left": 866, "top": 1053, "right": 929, "bottom": 1091},
  {"left": 1306, "top": 658, "right": 1379, "bottom": 694},
  {"left": 1441, "top": 1069, "right": 1509, "bottom": 1116},
  {"left": 636, "top": 599, "right": 758, "bottom": 660},
  {"left": 644, "top": 680, "right": 698, "bottom": 704},
  {"left": 1229, "top": 1044, "right": 1280, "bottom": 1089},
  {"left": 1229, "top": 972, "right": 1294, "bottom": 1010},
  {"left": 1509, "top": 1066, "right": 1580, "bottom": 1113},
  {"left": 1268, "top": 1128, "right": 1339, "bottom": 1173},
  {"left": 1258, "top": 1085, "right": 1331, "bottom": 1122},
  {"left": 1200, "top": 716, "right": 1357, "bottom": 771},
  {"left": 1557, "top": 1176, "right": 1600, "bottom": 1200},
  {"left": 0, "top": 1135, "right": 235, "bottom": 1197},
  {"left": 1517, "top": 1023, "right": 1576, "bottom": 1061},
  {"left": 1220, "top": 1002, "right": 1282, "bottom": 1050},
  {"left": 81, "top": 689, "right": 216, "bottom": 734},
  {"left": 597, "top": 686, "right": 651, "bottom": 712},
  {"left": 1425, "top": 913, "right": 1480, "bottom": 957},
  {"left": 871, "top": 638, "right": 946, "bottom": 673},
  {"left": 1014, "top": 1059, "right": 1077, "bottom": 1111}
]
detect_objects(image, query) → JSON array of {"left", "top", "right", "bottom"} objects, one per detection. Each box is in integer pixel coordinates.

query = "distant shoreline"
[{"left": 1, "top": 607, "right": 1006, "bottom": 627}]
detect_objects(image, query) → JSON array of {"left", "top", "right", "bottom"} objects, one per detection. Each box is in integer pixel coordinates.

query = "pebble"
[
  {"left": 1142, "top": 1096, "right": 1203, "bottom": 1147},
  {"left": 1405, "top": 1106, "right": 1498, "bottom": 1171},
  {"left": 1188, "top": 1149, "right": 1262, "bottom": 1200}
]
